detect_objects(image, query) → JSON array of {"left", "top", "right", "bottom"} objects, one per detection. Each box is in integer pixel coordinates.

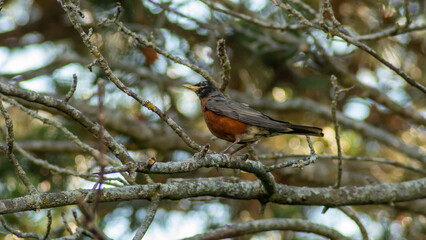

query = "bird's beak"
[{"left": 183, "top": 84, "right": 200, "bottom": 91}]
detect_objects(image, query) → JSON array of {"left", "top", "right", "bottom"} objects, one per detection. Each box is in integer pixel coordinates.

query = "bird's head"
[{"left": 183, "top": 81, "right": 223, "bottom": 98}]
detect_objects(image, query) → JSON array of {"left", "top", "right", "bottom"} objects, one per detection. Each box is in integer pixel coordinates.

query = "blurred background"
[{"left": 0, "top": 0, "right": 425, "bottom": 239}]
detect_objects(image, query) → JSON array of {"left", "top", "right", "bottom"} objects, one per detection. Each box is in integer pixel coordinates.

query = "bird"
[{"left": 184, "top": 81, "right": 323, "bottom": 155}]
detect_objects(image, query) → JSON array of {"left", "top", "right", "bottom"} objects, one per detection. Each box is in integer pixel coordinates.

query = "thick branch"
[
  {"left": 104, "top": 153, "right": 277, "bottom": 197},
  {"left": 1, "top": 178, "right": 425, "bottom": 214}
]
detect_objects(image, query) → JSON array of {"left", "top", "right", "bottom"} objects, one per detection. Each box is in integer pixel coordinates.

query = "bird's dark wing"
[{"left": 205, "top": 97, "right": 292, "bottom": 130}]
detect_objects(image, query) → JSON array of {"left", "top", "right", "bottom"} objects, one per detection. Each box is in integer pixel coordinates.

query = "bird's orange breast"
[
  {"left": 201, "top": 98, "right": 247, "bottom": 142},
  {"left": 203, "top": 110, "right": 247, "bottom": 142}
]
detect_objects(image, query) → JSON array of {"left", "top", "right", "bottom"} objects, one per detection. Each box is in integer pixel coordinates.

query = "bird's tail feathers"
[{"left": 283, "top": 124, "right": 324, "bottom": 137}]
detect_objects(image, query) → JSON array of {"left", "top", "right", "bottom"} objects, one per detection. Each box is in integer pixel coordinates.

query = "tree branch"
[
  {"left": 42, "top": 210, "right": 52, "bottom": 240},
  {"left": 266, "top": 136, "right": 317, "bottom": 171},
  {"left": 11, "top": 144, "right": 126, "bottom": 186},
  {"left": 0, "top": 81, "right": 135, "bottom": 165},
  {"left": 101, "top": 153, "right": 278, "bottom": 197},
  {"left": 63, "top": 73, "right": 78, "bottom": 103},
  {"left": 260, "top": 153, "right": 426, "bottom": 175},
  {"left": 330, "top": 75, "right": 353, "bottom": 188},
  {"left": 61, "top": 0, "right": 202, "bottom": 152},
  {"left": 326, "top": 25, "right": 426, "bottom": 94},
  {"left": 355, "top": 23, "right": 426, "bottom": 41},
  {"left": 312, "top": 40, "right": 426, "bottom": 126},
  {"left": 1, "top": 95, "right": 111, "bottom": 163},
  {"left": 270, "top": 0, "right": 426, "bottom": 94},
  {"left": 0, "top": 0, "right": 4, "bottom": 12},
  {"left": 0, "top": 216, "right": 42, "bottom": 239},
  {"left": 337, "top": 207, "right": 368, "bottom": 240},
  {"left": 1, "top": 177, "right": 425, "bottom": 214},
  {"left": 133, "top": 194, "right": 161, "bottom": 240},
  {"left": 216, "top": 38, "right": 231, "bottom": 93},
  {"left": 0, "top": 100, "right": 37, "bottom": 195},
  {"left": 183, "top": 218, "right": 350, "bottom": 240},
  {"left": 199, "top": 0, "right": 306, "bottom": 31}
]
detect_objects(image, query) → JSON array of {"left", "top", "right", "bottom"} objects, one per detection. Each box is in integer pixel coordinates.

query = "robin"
[{"left": 184, "top": 81, "right": 323, "bottom": 155}]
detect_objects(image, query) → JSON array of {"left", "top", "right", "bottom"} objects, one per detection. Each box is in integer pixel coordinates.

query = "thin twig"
[
  {"left": 403, "top": 0, "right": 411, "bottom": 28},
  {"left": 12, "top": 144, "right": 126, "bottom": 186},
  {"left": 92, "top": 78, "right": 107, "bottom": 214},
  {"left": 42, "top": 210, "right": 52, "bottom": 240},
  {"left": 199, "top": 0, "right": 306, "bottom": 31},
  {"left": 331, "top": 75, "right": 342, "bottom": 188},
  {"left": 319, "top": 0, "right": 325, "bottom": 24},
  {"left": 330, "top": 75, "right": 352, "bottom": 189},
  {"left": 266, "top": 136, "right": 317, "bottom": 171},
  {"left": 355, "top": 23, "right": 426, "bottom": 41},
  {"left": 270, "top": 0, "right": 315, "bottom": 27},
  {"left": 217, "top": 38, "right": 231, "bottom": 93},
  {"left": 0, "top": 0, "right": 5, "bottom": 12},
  {"left": 93, "top": 79, "right": 107, "bottom": 201},
  {"left": 133, "top": 194, "right": 161, "bottom": 240},
  {"left": 63, "top": 73, "right": 78, "bottom": 103},
  {"left": 0, "top": 216, "right": 43, "bottom": 239},
  {"left": 259, "top": 153, "right": 426, "bottom": 175},
  {"left": 322, "top": 0, "right": 342, "bottom": 27},
  {"left": 113, "top": 2, "right": 121, "bottom": 21},
  {"left": 77, "top": 197, "right": 108, "bottom": 240},
  {"left": 337, "top": 206, "right": 369, "bottom": 240},
  {"left": 0, "top": 100, "right": 37, "bottom": 195},
  {"left": 61, "top": 211, "right": 74, "bottom": 235},
  {"left": 289, "top": 0, "right": 317, "bottom": 16},
  {"left": 147, "top": 0, "right": 211, "bottom": 29},
  {"left": 72, "top": 209, "right": 79, "bottom": 225}
]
